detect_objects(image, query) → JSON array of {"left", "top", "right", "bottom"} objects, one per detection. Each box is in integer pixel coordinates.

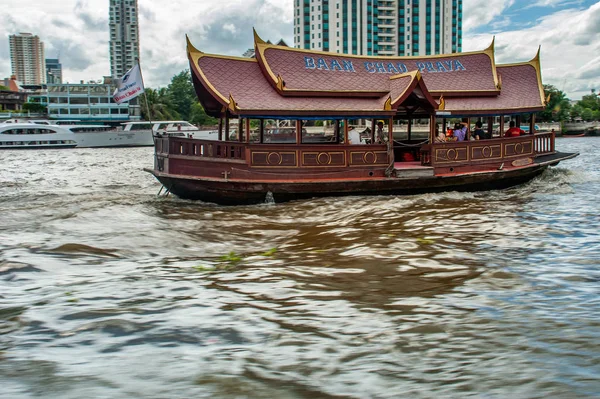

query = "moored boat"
[
  {"left": 0, "top": 122, "right": 154, "bottom": 149},
  {"left": 144, "top": 31, "right": 578, "bottom": 205}
]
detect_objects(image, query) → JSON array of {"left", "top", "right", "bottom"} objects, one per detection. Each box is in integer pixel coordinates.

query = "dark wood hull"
[{"left": 145, "top": 152, "right": 577, "bottom": 205}]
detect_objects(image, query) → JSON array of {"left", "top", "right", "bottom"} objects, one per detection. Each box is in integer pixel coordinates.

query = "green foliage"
[
  {"left": 577, "top": 89, "right": 600, "bottom": 111},
  {"left": 22, "top": 102, "right": 47, "bottom": 113},
  {"left": 141, "top": 69, "right": 216, "bottom": 124},
  {"left": 261, "top": 248, "right": 278, "bottom": 257},
  {"left": 581, "top": 107, "right": 594, "bottom": 121},
  {"left": 570, "top": 104, "right": 583, "bottom": 119},
  {"left": 539, "top": 85, "right": 571, "bottom": 122},
  {"left": 0, "top": 85, "right": 9, "bottom": 91}
]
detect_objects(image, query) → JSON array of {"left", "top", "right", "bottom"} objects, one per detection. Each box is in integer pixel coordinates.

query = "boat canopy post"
[
  {"left": 466, "top": 117, "right": 471, "bottom": 140},
  {"left": 259, "top": 119, "right": 264, "bottom": 143},
  {"left": 296, "top": 120, "right": 302, "bottom": 144},
  {"left": 245, "top": 118, "right": 251, "bottom": 142},
  {"left": 487, "top": 116, "right": 493, "bottom": 137},
  {"left": 429, "top": 114, "right": 435, "bottom": 142},
  {"left": 218, "top": 117, "right": 223, "bottom": 141},
  {"left": 343, "top": 119, "right": 348, "bottom": 144},
  {"left": 371, "top": 119, "right": 376, "bottom": 144},
  {"left": 238, "top": 118, "right": 243, "bottom": 142},
  {"left": 530, "top": 113, "right": 535, "bottom": 134},
  {"left": 407, "top": 118, "right": 412, "bottom": 141},
  {"left": 224, "top": 114, "right": 230, "bottom": 141},
  {"left": 388, "top": 118, "right": 393, "bottom": 143},
  {"left": 500, "top": 117, "right": 505, "bottom": 137}
]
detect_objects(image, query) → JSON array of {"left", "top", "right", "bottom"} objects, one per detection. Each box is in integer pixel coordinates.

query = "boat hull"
[{"left": 145, "top": 152, "right": 576, "bottom": 205}]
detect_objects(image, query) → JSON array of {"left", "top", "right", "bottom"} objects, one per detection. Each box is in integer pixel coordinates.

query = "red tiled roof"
[
  {"left": 186, "top": 33, "right": 545, "bottom": 117},
  {"left": 443, "top": 62, "right": 544, "bottom": 115},
  {"left": 256, "top": 42, "right": 499, "bottom": 96},
  {"left": 194, "top": 55, "right": 396, "bottom": 116}
]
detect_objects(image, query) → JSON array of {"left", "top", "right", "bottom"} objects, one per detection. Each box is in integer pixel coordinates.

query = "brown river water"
[{"left": 0, "top": 138, "right": 599, "bottom": 398}]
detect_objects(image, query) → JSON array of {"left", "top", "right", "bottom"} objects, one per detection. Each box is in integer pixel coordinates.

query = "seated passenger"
[
  {"left": 434, "top": 124, "right": 446, "bottom": 142},
  {"left": 472, "top": 121, "right": 487, "bottom": 140},
  {"left": 348, "top": 128, "right": 363, "bottom": 144},
  {"left": 505, "top": 121, "right": 526, "bottom": 137},
  {"left": 376, "top": 121, "right": 386, "bottom": 144},
  {"left": 449, "top": 122, "right": 468, "bottom": 141}
]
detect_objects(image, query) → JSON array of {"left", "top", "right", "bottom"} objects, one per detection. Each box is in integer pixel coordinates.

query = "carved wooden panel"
[
  {"left": 302, "top": 151, "right": 346, "bottom": 167},
  {"left": 504, "top": 140, "right": 533, "bottom": 157},
  {"left": 251, "top": 151, "right": 298, "bottom": 167},
  {"left": 433, "top": 146, "right": 468, "bottom": 164},
  {"left": 349, "top": 150, "right": 388, "bottom": 166},
  {"left": 471, "top": 144, "right": 502, "bottom": 161}
]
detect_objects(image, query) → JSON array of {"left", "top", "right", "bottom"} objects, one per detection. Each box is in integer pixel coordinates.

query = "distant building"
[
  {"left": 46, "top": 58, "right": 63, "bottom": 84},
  {"left": 294, "top": 0, "right": 462, "bottom": 56},
  {"left": 243, "top": 39, "right": 289, "bottom": 57},
  {"left": 26, "top": 82, "right": 140, "bottom": 122},
  {"left": 0, "top": 91, "right": 28, "bottom": 111},
  {"left": 109, "top": 0, "right": 140, "bottom": 79},
  {"left": 9, "top": 33, "right": 46, "bottom": 85}
]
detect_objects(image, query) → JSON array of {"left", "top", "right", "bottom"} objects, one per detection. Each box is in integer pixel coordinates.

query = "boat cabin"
[{"left": 145, "top": 30, "right": 576, "bottom": 204}]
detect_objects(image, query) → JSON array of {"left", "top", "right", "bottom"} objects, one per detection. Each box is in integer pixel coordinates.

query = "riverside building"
[
  {"left": 46, "top": 58, "right": 63, "bottom": 84},
  {"left": 9, "top": 33, "right": 46, "bottom": 85},
  {"left": 109, "top": 0, "right": 140, "bottom": 79},
  {"left": 293, "top": 0, "right": 462, "bottom": 56}
]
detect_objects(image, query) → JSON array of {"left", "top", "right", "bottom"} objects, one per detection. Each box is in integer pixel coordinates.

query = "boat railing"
[
  {"left": 159, "top": 137, "right": 245, "bottom": 161},
  {"left": 533, "top": 131, "right": 555, "bottom": 154}
]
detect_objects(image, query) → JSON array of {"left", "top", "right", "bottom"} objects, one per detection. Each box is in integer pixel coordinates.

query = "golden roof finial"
[
  {"left": 185, "top": 34, "right": 202, "bottom": 56},
  {"left": 253, "top": 28, "right": 266, "bottom": 46}
]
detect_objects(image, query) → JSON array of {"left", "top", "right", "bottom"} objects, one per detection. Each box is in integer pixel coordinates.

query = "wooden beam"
[
  {"left": 245, "top": 118, "right": 251, "bottom": 142},
  {"left": 296, "top": 120, "right": 302, "bottom": 144},
  {"left": 218, "top": 117, "right": 223, "bottom": 141},
  {"left": 224, "top": 115, "right": 230, "bottom": 142},
  {"left": 259, "top": 119, "right": 264, "bottom": 143}
]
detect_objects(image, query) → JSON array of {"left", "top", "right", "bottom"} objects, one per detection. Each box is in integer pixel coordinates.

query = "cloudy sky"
[{"left": 1, "top": 0, "right": 598, "bottom": 99}]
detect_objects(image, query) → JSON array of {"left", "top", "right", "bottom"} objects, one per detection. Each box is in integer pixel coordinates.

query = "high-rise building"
[
  {"left": 109, "top": 0, "right": 140, "bottom": 79},
  {"left": 293, "top": 0, "right": 462, "bottom": 56},
  {"left": 46, "top": 58, "right": 62, "bottom": 84},
  {"left": 9, "top": 33, "right": 46, "bottom": 85}
]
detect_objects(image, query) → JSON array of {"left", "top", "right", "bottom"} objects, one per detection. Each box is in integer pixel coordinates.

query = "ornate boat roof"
[{"left": 187, "top": 31, "right": 545, "bottom": 118}]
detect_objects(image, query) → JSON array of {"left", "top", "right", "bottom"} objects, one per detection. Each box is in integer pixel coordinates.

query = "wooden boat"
[{"left": 145, "top": 31, "right": 578, "bottom": 205}]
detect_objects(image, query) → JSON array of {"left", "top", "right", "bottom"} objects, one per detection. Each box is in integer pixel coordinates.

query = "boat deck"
[{"left": 393, "top": 161, "right": 434, "bottom": 178}]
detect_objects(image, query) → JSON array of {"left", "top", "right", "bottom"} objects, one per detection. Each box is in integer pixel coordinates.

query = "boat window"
[
  {"left": 301, "top": 119, "right": 339, "bottom": 144},
  {"left": 264, "top": 120, "right": 297, "bottom": 144}
]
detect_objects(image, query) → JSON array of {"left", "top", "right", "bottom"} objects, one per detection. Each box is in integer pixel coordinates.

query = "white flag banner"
[{"left": 112, "top": 63, "right": 145, "bottom": 104}]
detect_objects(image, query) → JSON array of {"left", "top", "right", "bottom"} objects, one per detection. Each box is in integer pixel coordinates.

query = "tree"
[
  {"left": 139, "top": 87, "right": 179, "bottom": 120},
  {"left": 167, "top": 70, "right": 197, "bottom": 121},
  {"left": 539, "top": 84, "right": 571, "bottom": 122},
  {"left": 570, "top": 104, "right": 583, "bottom": 120},
  {"left": 593, "top": 109, "right": 600, "bottom": 121},
  {"left": 581, "top": 107, "right": 594, "bottom": 122},
  {"left": 22, "top": 103, "right": 47, "bottom": 113},
  {"left": 577, "top": 89, "right": 600, "bottom": 111},
  {"left": 189, "top": 102, "right": 217, "bottom": 126}
]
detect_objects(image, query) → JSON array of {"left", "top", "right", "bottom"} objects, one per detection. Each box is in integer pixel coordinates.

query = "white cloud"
[{"left": 464, "top": 1, "right": 600, "bottom": 99}]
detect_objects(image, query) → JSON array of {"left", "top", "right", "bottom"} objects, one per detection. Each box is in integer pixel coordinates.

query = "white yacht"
[
  {"left": 0, "top": 122, "right": 154, "bottom": 149},
  {"left": 122, "top": 121, "right": 219, "bottom": 140}
]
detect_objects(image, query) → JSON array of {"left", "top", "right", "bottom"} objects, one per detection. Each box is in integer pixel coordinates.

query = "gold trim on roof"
[
  {"left": 384, "top": 97, "right": 392, "bottom": 111},
  {"left": 186, "top": 36, "right": 256, "bottom": 108},
  {"left": 496, "top": 47, "right": 545, "bottom": 107},
  {"left": 438, "top": 95, "right": 445, "bottom": 111},
  {"left": 228, "top": 94, "right": 240, "bottom": 112},
  {"left": 484, "top": 37, "right": 501, "bottom": 90},
  {"left": 276, "top": 74, "right": 285, "bottom": 91}
]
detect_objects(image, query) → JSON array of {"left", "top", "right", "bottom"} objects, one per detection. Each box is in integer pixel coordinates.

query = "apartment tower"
[
  {"left": 46, "top": 58, "right": 63, "bottom": 84},
  {"left": 9, "top": 33, "right": 46, "bottom": 85},
  {"left": 109, "top": 0, "right": 140, "bottom": 79},
  {"left": 294, "top": 0, "right": 462, "bottom": 56}
]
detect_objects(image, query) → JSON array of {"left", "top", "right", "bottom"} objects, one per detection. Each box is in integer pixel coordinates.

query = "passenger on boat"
[
  {"left": 449, "top": 122, "right": 468, "bottom": 141},
  {"left": 348, "top": 128, "right": 363, "bottom": 144},
  {"left": 472, "top": 121, "right": 489, "bottom": 140},
  {"left": 435, "top": 124, "right": 447, "bottom": 142},
  {"left": 505, "top": 121, "right": 526, "bottom": 137},
  {"left": 376, "top": 121, "right": 386, "bottom": 144}
]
